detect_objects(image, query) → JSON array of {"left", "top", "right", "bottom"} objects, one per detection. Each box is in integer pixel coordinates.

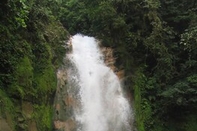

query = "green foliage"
[
  {"left": 0, "top": 0, "right": 68, "bottom": 130},
  {"left": 59, "top": 0, "right": 197, "bottom": 131},
  {"left": 133, "top": 74, "right": 145, "bottom": 131},
  {"left": 0, "top": 89, "right": 16, "bottom": 129},
  {"left": 184, "top": 114, "right": 197, "bottom": 131},
  {"left": 133, "top": 69, "right": 154, "bottom": 131},
  {"left": 8, "top": 56, "right": 33, "bottom": 99},
  {"left": 1, "top": 0, "right": 197, "bottom": 130},
  {"left": 33, "top": 105, "right": 53, "bottom": 131},
  {"left": 14, "top": 0, "right": 29, "bottom": 28},
  {"left": 0, "top": 0, "right": 30, "bottom": 28},
  {"left": 161, "top": 74, "right": 197, "bottom": 106},
  {"left": 34, "top": 65, "right": 56, "bottom": 102}
]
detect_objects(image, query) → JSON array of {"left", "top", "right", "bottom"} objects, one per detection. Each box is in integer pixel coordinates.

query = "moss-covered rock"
[{"left": 0, "top": 0, "right": 69, "bottom": 130}]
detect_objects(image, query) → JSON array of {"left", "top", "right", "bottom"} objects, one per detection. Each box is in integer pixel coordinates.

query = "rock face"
[
  {"left": 22, "top": 101, "right": 37, "bottom": 131},
  {"left": 0, "top": 118, "right": 12, "bottom": 131},
  {"left": 53, "top": 62, "right": 77, "bottom": 131},
  {"left": 0, "top": 101, "right": 38, "bottom": 131},
  {"left": 101, "top": 47, "right": 125, "bottom": 80}
]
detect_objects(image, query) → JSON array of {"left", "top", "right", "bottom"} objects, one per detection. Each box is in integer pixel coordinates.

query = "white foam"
[{"left": 67, "top": 34, "right": 132, "bottom": 131}]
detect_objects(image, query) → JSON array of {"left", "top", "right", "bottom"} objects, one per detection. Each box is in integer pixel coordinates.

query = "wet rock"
[
  {"left": 54, "top": 119, "right": 75, "bottom": 131},
  {"left": 101, "top": 47, "right": 125, "bottom": 79},
  {"left": 27, "top": 120, "right": 37, "bottom": 131},
  {"left": 22, "top": 101, "right": 33, "bottom": 119},
  {"left": 0, "top": 118, "right": 12, "bottom": 131}
]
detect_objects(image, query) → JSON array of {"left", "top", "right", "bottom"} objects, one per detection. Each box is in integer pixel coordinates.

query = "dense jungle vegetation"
[
  {"left": 0, "top": 0, "right": 197, "bottom": 131},
  {"left": 0, "top": 0, "right": 68, "bottom": 130}
]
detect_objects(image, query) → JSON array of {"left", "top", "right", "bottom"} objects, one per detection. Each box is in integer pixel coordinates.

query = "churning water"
[{"left": 67, "top": 34, "right": 132, "bottom": 131}]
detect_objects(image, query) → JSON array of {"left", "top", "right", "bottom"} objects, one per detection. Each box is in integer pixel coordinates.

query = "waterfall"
[{"left": 66, "top": 34, "right": 132, "bottom": 131}]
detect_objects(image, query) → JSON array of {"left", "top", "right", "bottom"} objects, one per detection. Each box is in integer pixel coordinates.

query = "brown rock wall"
[
  {"left": 0, "top": 118, "right": 12, "bottom": 131},
  {"left": 101, "top": 47, "right": 125, "bottom": 80}
]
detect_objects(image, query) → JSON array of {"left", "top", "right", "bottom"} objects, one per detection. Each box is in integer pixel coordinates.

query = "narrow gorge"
[{"left": 1, "top": 1, "right": 197, "bottom": 131}]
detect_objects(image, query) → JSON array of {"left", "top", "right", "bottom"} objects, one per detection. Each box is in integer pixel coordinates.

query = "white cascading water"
[{"left": 67, "top": 34, "right": 132, "bottom": 131}]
